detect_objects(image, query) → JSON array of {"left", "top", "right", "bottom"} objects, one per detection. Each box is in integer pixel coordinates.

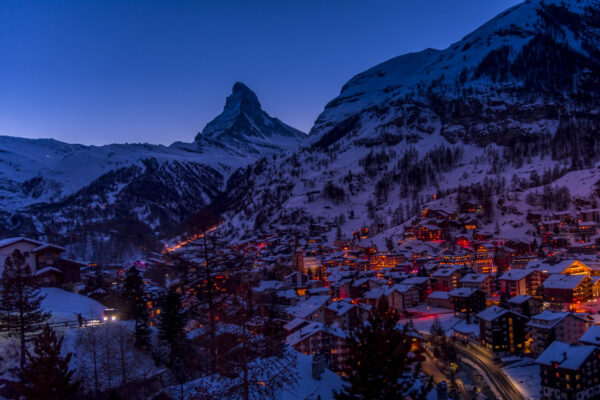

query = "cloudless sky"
[{"left": 0, "top": 0, "right": 522, "bottom": 146}]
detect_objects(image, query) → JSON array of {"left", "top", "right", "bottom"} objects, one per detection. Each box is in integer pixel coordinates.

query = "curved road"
[{"left": 455, "top": 344, "right": 525, "bottom": 400}]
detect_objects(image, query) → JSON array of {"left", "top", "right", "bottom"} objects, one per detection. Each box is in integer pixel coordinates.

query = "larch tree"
[{"left": 0, "top": 249, "right": 50, "bottom": 368}]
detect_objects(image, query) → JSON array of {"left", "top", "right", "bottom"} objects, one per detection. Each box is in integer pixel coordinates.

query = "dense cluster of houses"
[{"left": 243, "top": 204, "right": 600, "bottom": 399}]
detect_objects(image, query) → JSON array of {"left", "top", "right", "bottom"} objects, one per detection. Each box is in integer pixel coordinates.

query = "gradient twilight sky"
[{"left": 0, "top": 0, "right": 522, "bottom": 146}]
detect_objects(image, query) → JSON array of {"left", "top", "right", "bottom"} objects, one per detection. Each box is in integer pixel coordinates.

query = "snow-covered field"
[{"left": 40, "top": 288, "right": 105, "bottom": 322}]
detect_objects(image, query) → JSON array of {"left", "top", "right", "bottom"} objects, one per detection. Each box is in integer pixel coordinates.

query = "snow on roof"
[
  {"left": 499, "top": 269, "right": 533, "bottom": 281},
  {"left": 283, "top": 318, "right": 308, "bottom": 332},
  {"left": 579, "top": 326, "right": 600, "bottom": 346},
  {"left": 542, "top": 274, "right": 586, "bottom": 290},
  {"left": 32, "top": 243, "right": 66, "bottom": 253},
  {"left": 327, "top": 300, "right": 355, "bottom": 316},
  {"left": 402, "top": 276, "right": 430, "bottom": 285},
  {"left": 427, "top": 291, "right": 451, "bottom": 300},
  {"left": 449, "top": 287, "right": 480, "bottom": 298},
  {"left": 34, "top": 266, "right": 63, "bottom": 276},
  {"left": 452, "top": 320, "right": 480, "bottom": 337},
  {"left": 286, "top": 295, "right": 330, "bottom": 319},
  {"left": 507, "top": 295, "right": 532, "bottom": 305},
  {"left": 0, "top": 237, "right": 44, "bottom": 249},
  {"left": 527, "top": 310, "right": 569, "bottom": 329},
  {"left": 536, "top": 341, "right": 597, "bottom": 370},
  {"left": 460, "top": 273, "right": 490, "bottom": 283},
  {"left": 477, "top": 306, "right": 510, "bottom": 321},
  {"left": 432, "top": 267, "right": 459, "bottom": 277},
  {"left": 253, "top": 280, "right": 284, "bottom": 293},
  {"left": 286, "top": 321, "right": 346, "bottom": 347}
]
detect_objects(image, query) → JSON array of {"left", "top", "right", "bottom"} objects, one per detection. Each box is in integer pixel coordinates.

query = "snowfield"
[{"left": 40, "top": 288, "right": 106, "bottom": 322}]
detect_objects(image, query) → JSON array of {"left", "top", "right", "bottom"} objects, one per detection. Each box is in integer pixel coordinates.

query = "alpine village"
[{"left": 3, "top": 1, "right": 600, "bottom": 399}]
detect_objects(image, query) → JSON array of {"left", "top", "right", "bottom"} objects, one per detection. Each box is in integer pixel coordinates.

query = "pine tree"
[
  {"left": 334, "top": 299, "right": 418, "bottom": 400},
  {"left": 158, "top": 287, "right": 186, "bottom": 366},
  {"left": 17, "top": 324, "right": 81, "bottom": 400},
  {"left": 0, "top": 249, "right": 51, "bottom": 368},
  {"left": 122, "top": 266, "right": 150, "bottom": 348}
]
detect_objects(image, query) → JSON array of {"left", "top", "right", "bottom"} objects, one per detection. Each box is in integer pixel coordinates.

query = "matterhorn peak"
[{"left": 194, "top": 82, "right": 305, "bottom": 152}]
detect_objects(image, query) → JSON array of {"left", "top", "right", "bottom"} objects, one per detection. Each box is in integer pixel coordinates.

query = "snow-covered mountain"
[
  {"left": 0, "top": 83, "right": 305, "bottom": 262},
  {"left": 216, "top": 0, "right": 600, "bottom": 248},
  {"left": 192, "top": 82, "right": 305, "bottom": 154},
  {"left": 309, "top": 0, "right": 600, "bottom": 149}
]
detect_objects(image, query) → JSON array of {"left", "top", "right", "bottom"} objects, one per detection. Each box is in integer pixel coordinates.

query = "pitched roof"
[
  {"left": 543, "top": 274, "right": 587, "bottom": 290},
  {"left": 536, "top": 341, "right": 597, "bottom": 370},
  {"left": 477, "top": 306, "right": 511, "bottom": 321},
  {"left": 499, "top": 269, "right": 533, "bottom": 281},
  {"left": 507, "top": 295, "right": 532, "bottom": 305},
  {"left": 449, "top": 287, "right": 480, "bottom": 298},
  {"left": 579, "top": 326, "right": 600, "bottom": 346},
  {"left": 460, "top": 273, "right": 491, "bottom": 284}
]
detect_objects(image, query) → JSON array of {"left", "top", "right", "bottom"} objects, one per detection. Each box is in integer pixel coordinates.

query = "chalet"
[
  {"left": 285, "top": 295, "right": 330, "bottom": 323},
  {"left": 286, "top": 321, "right": 347, "bottom": 371},
  {"left": 460, "top": 273, "right": 494, "bottom": 295},
  {"left": 432, "top": 267, "right": 461, "bottom": 292},
  {"left": 536, "top": 341, "right": 600, "bottom": 400},
  {"left": 542, "top": 275, "right": 593, "bottom": 310},
  {"left": 473, "top": 244, "right": 494, "bottom": 274},
  {"left": 449, "top": 288, "right": 486, "bottom": 323},
  {"left": 401, "top": 276, "right": 433, "bottom": 301},
  {"left": 0, "top": 237, "right": 82, "bottom": 286},
  {"left": 507, "top": 294, "right": 540, "bottom": 317},
  {"left": 324, "top": 300, "right": 369, "bottom": 331},
  {"left": 363, "top": 284, "right": 418, "bottom": 312},
  {"left": 499, "top": 268, "right": 541, "bottom": 297},
  {"left": 477, "top": 306, "right": 528, "bottom": 359},
  {"left": 578, "top": 209, "right": 600, "bottom": 223},
  {"left": 417, "top": 225, "right": 443, "bottom": 242},
  {"left": 527, "top": 311, "right": 591, "bottom": 356},
  {"left": 426, "top": 291, "right": 453, "bottom": 310},
  {"left": 369, "top": 252, "right": 405, "bottom": 270}
]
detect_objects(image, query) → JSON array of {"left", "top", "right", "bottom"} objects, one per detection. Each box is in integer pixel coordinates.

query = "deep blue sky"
[{"left": 0, "top": 0, "right": 522, "bottom": 146}]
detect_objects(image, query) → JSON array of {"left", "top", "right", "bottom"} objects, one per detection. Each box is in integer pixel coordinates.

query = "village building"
[
  {"left": 536, "top": 341, "right": 600, "bottom": 400},
  {"left": 449, "top": 287, "right": 486, "bottom": 322},
  {"left": 0, "top": 237, "right": 82, "bottom": 286},
  {"left": 460, "top": 273, "right": 494, "bottom": 295},
  {"left": 527, "top": 311, "right": 591, "bottom": 356},
  {"left": 477, "top": 306, "right": 528, "bottom": 359},
  {"left": 286, "top": 321, "right": 347, "bottom": 371}
]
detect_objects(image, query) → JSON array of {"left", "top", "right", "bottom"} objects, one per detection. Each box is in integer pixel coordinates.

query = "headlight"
[
  {"left": 111, "top": 315, "right": 117, "bottom": 321},
  {"left": 103, "top": 316, "right": 108, "bottom": 321}
]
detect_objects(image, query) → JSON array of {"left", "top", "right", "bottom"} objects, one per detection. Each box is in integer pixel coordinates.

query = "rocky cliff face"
[{"left": 194, "top": 82, "right": 306, "bottom": 155}]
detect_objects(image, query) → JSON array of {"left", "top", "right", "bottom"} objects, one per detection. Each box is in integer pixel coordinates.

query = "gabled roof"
[
  {"left": 286, "top": 295, "right": 330, "bottom": 319},
  {"left": 0, "top": 237, "right": 43, "bottom": 249},
  {"left": 477, "top": 306, "right": 510, "bottom": 321},
  {"left": 449, "top": 287, "right": 481, "bottom": 298},
  {"left": 507, "top": 295, "right": 532, "bottom": 305},
  {"left": 542, "top": 274, "right": 587, "bottom": 290},
  {"left": 536, "top": 341, "right": 597, "bottom": 370},
  {"left": 460, "top": 273, "right": 491, "bottom": 284},
  {"left": 286, "top": 321, "right": 346, "bottom": 347},
  {"left": 427, "top": 291, "right": 451, "bottom": 300},
  {"left": 499, "top": 269, "right": 533, "bottom": 281},
  {"left": 579, "top": 326, "right": 600, "bottom": 346}
]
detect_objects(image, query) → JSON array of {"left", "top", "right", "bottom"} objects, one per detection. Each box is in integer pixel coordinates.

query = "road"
[{"left": 455, "top": 343, "right": 525, "bottom": 400}]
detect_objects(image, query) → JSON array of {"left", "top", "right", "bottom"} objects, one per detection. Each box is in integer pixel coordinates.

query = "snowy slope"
[
  {"left": 216, "top": 0, "right": 600, "bottom": 247},
  {"left": 0, "top": 82, "right": 305, "bottom": 262},
  {"left": 309, "top": 0, "right": 600, "bottom": 148}
]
